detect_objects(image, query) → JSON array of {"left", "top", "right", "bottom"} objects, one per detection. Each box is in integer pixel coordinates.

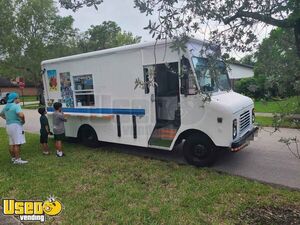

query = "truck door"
[{"left": 146, "top": 62, "right": 181, "bottom": 148}]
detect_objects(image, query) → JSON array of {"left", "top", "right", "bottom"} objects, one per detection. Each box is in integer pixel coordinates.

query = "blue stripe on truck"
[{"left": 47, "top": 107, "right": 145, "bottom": 115}]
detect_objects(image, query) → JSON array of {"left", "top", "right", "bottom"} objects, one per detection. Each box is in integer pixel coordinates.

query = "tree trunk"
[{"left": 295, "top": 18, "right": 300, "bottom": 57}]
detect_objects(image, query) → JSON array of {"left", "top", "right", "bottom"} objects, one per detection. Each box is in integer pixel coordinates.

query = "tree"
[
  {"left": 0, "top": 2, "right": 141, "bottom": 84},
  {"left": 0, "top": 0, "right": 78, "bottom": 83},
  {"left": 58, "top": 0, "right": 300, "bottom": 56},
  {"left": 240, "top": 54, "right": 256, "bottom": 66},
  {"left": 78, "top": 21, "right": 141, "bottom": 52},
  {"left": 235, "top": 28, "right": 300, "bottom": 99},
  {"left": 59, "top": 0, "right": 103, "bottom": 11},
  {"left": 136, "top": 0, "right": 300, "bottom": 55},
  {"left": 255, "top": 28, "right": 300, "bottom": 98},
  {"left": 0, "top": 0, "right": 16, "bottom": 57}
]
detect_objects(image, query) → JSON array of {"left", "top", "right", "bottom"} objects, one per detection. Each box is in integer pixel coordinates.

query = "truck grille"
[{"left": 240, "top": 110, "right": 250, "bottom": 133}]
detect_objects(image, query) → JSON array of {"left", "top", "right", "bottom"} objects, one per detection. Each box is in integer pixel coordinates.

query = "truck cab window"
[
  {"left": 180, "top": 56, "right": 197, "bottom": 95},
  {"left": 73, "top": 74, "right": 95, "bottom": 106},
  {"left": 143, "top": 68, "right": 150, "bottom": 94}
]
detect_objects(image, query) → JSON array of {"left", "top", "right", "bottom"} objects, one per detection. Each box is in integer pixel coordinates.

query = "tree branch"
[{"left": 223, "top": 11, "right": 294, "bottom": 28}]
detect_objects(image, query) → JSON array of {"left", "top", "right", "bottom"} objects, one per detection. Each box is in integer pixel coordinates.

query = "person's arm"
[
  {"left": 59, "top": 113, "right": 67, "bottom": 122},
  {"left": 15, "top": 105, "right": 25, "bottom": 124},
  {"left": 18, "top": 112, "right": 25, "bottom": 124},
  {"left": 45, "top": 118, "right": 50, "bottom": 133},
  {"left": 45, "top": 125, "right": 50, "bottom": 133}
]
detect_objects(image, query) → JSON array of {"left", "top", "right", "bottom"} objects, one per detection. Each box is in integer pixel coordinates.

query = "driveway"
[{"left": 0, "top": 106, "right": 299, "bottom": 190}]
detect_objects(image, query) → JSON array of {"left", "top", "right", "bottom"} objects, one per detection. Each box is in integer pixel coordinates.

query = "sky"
[
  {"left": 57, "top": 0, "right": 272, "bottom": 59},
  {"left": 58, "top": 0, "right": 154, "bottom": 42}
]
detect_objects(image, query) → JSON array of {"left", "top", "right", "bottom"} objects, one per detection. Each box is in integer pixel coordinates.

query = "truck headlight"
[
  {"left": 233, "top": 119, "right": 237, "bottom": 139},
  {"left": 252, "top": 108, "right": 255, "bottom": 123}
]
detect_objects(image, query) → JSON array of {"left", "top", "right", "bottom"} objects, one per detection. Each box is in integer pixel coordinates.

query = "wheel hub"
[{"left": 193, "top": 144, "right": 208, "bottom": 158}]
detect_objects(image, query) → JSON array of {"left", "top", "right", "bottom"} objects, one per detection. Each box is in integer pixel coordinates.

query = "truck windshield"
[{"left": 192, "top": 57, "right": 231, "bottom": 92}]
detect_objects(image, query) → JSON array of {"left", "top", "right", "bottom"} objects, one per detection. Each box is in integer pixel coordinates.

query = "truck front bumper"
[{"left": 231, "top": 126, "right": 259, "bottom": 152}]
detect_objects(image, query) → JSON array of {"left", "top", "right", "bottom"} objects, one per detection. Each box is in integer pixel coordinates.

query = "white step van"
[{"left": 41, "top": 38, "right": 258, "bottom": 166}]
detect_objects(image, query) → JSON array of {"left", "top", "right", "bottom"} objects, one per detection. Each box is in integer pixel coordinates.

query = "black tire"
[
  {"left": 0, "top": 99, "right": 5, "bottom": 105},
  {"left": 79, "top": 125, "right": 99, "bottom": 148},
  {"left": 183, "top": 134, "right": 217, "bottom": 167}
]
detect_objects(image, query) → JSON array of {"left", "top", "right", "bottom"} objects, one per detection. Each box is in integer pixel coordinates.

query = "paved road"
[
  {"left": 0, "top": 106, "right": 40, "bottom": 133},
  {"left": 0, "top": 106, "right": 299, "bottom": 190}
]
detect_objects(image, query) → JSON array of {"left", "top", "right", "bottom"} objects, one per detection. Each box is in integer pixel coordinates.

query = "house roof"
[
  {"left": 229, "top": 62, "right": 254, "bottom": 69},
  {"left": 0, "top": 77, "right": 17, "bottom": 87},
  {"left": 0, "top": 77, "right": 36, "bottom": 87}
]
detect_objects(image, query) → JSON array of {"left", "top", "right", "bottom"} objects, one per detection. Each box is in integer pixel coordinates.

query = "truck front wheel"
[
  {"left": 183, "top": 134, "right": 217, "bottom": 167},
  {"left": 79, "top": 125, "right": 99, "bottom": 148}
]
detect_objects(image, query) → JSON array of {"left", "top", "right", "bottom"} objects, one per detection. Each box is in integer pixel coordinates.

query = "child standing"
[
  {"left": 38, "top": 107, "right": 51, "bottom": 155},
  {"left": 53, "top": 102, "right": 67, "bottom": 157}
]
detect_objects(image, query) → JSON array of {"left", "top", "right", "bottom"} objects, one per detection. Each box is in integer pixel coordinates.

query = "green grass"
[
  {"left": 22, "top": 103, "right": 40, "bottom": 110},
  {"left": 255, "top": 116, "right": 299, "bottom": 128},
  {"left": 0, "top": 128, "right": 300, "bottom": 224},
  {"left": 254, "top": 96, "right": 300, "bottom": 113},
  {"left": 20, "top": 96, "right": 38, "bottom": 102}
]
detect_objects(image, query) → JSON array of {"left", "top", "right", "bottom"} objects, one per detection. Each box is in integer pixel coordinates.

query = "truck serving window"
[
  {"left": 73, "top": 74, "right": 95, "bottom": 107},
  {"left": 192, "top": 57, "right": 231, "bottom": 92}
]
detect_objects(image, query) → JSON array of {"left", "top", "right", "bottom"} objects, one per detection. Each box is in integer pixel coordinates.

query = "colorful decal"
[
  {"left": 60, "top": 72, "right": 74, "bottom": 108},
  {"left": 47, "top": 99, "right": 54, "bottom": 107},
  {"left": 47, "top": 70, "right": 58, "bottom": 92}
]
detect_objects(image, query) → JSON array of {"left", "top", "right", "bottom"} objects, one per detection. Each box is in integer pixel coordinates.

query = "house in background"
[
  {"left": 0, "top": 77, "right": 38, "bottom": 96},
  {"left": 228, "top": 62, "right": 254, "bottom": 89}
]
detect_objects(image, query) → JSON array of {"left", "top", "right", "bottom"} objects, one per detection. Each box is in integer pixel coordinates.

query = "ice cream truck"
[{"left": 41, "top": 38, "right": 258, "bottom": 167}]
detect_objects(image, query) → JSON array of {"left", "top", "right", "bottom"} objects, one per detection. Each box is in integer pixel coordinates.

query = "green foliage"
[
  {"left": 235, "top": 77, "right": 266, "bottom": 99},
  {"left": 236, "top": 28, "right": 300, "bottom": 100},
  {"left": 78, "top": 21, "right": 141, "bottom": 52},
  {"left": 240, "top": 54, "right": 256, "bottom": 66},
  {"left": 0, "top": 0, "right": 78, "bottom": 84},
  {"left": 255, "top": 28, "right": 300, "bottom": 98},
  {"left": 0, "top": 0, "right": 16, "bottom": 56},
  {"left": 0, "top": 1, "right": 140, "bottom": 84},
  {"left": 133, "top": 0, "right": 300, "bottom": 55},
  {"left": 59, "top": 0, "right": 103, "bottom": 11}
]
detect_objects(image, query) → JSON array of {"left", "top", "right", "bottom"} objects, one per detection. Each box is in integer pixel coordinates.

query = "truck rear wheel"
[
  {"left": 183, "top": 134, "right": 217, "bottom": 167},
  {"left": 79, "top": 125, "right": 99, "bottom": 148}
]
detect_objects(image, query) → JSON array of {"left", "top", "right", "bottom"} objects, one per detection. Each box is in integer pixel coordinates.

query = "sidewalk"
[{"left": 256, "top": 112, "right": 300, "bottom": 119}]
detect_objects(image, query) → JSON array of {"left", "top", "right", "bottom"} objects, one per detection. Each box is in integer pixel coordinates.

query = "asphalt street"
[{"left": 0, "top": 106, "right": 299, "bottom": 190}]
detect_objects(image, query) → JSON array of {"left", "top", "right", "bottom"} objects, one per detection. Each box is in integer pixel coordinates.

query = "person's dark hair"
[
  {"left": 38, "top": 107, "right": 46, "bottom": 115},
  {"left": 53, "top": 102, "right": 62, "bottom": 110}
]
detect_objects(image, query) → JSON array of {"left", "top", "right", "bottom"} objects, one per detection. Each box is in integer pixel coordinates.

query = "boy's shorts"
[
  {"left": 6, "top": 124, "right": 26, "bottom": 145},
  {"left": 40, "top": 134, "right": 48, "bottom": 144},
  {"left": 54, "top": 133, "right": 65, "bottom": 141}
]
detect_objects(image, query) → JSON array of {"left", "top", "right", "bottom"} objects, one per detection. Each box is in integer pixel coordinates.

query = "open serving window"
[{"left": 73, "top": 74, "right": 95, "bottom": 107}]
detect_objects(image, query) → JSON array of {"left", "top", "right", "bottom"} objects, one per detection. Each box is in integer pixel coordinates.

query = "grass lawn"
[
  {"left": 256, "top": 116, "right": 300, "bottom": 129},
  {"left": 0, "top": 128, "right": 300, "bottom": 224},
  {"left": 254, "top": 96, "right": 300, "bottom": 113},
  {"left": 22, "top": 103, "right": 40, "bottom": 110},
  {"left": 20, "top": 95, "right": 38, "bottom": 102}
]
